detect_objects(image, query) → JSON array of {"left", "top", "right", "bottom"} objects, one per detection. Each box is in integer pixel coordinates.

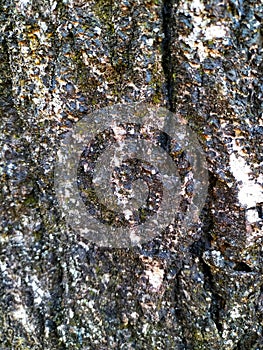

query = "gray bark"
[{"left": 0, "top": 0, "right": 262, "bottom": 349}]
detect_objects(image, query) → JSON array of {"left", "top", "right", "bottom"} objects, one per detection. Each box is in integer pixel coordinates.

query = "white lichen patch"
[
  {"left": 230, "top": 147, "right": 263, "bottom": 222},
  {"left": 31, "top": 278, "right": 45, "bottom": 305},
  {"left": 189, "top": 0, "right": 205, "bottom": 14},
  {"left": 229, "top": 304, "right": 242, "bottom": 320},
  {"left": 178, "top": 1, "right": 229, "bottom": 64},
  {"left": 12, "top": 305, "right": 32, "bottom": 327},
  {"left": 144, "top": 263, "right": 164, "bottom": 292},
  {"left": 204, "top": 25, "right": 227, "bottom": 40},
  {"left": 25, "top": 274, "right": 49, "bottom": 306}
]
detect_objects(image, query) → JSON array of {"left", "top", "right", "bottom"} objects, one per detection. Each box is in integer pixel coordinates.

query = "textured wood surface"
[{"left": 0, "top": 0, "right": 262, "bottom": 349}]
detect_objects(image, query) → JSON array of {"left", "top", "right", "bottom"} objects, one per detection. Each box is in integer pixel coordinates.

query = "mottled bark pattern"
[{"left": 0, "top": 0, "right": 262, "bottom": 349}]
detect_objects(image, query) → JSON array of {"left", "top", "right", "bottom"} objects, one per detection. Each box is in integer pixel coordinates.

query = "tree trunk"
[{"left": 0, "top": 0, "right": 262, "bottom": 349}]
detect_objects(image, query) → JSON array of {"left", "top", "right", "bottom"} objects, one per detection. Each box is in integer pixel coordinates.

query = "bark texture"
[{"left": 0, "top": 0, "right": 262, "bottom": 349}]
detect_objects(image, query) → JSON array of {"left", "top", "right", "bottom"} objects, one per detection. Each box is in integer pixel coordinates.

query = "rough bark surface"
[{"left": 0, "top": 0, "right": 262, "bottom": 349}]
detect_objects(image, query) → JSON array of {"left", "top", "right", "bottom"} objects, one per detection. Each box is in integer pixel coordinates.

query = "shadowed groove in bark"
[
  {"left": 161, "top": 0, "right": 177, "bottom": 112},
  {"left": 196, "top": 175, "right": 224, "bottom": 338},
  {"left": 190, "top": 171, "right": 218, "bottom": 256},
  {"left": 200, "top": 260, "right": 224, "bottom": 335},
  {"left": 186, "top": 172, "right": 224, "bottom": 345},
  {"left": 161, "top": 3, "right": 224, "bottom": 345}
]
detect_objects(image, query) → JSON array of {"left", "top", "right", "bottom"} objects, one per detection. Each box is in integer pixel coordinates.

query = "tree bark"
[{"left": 0, "top": 0, "right": 262, "bottom": 349}]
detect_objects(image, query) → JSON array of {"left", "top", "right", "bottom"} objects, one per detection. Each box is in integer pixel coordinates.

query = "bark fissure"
[{"left": 161, "top": 0, "right": 177, "bottom": 112}]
